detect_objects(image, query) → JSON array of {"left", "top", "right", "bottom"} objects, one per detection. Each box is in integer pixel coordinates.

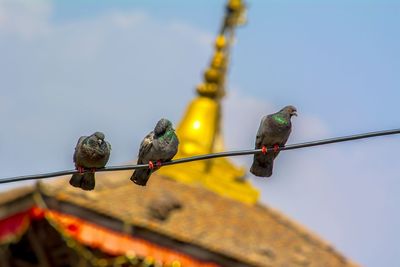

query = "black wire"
[{"left": 1, "top": 128, "right": 399, "bottom": 185}]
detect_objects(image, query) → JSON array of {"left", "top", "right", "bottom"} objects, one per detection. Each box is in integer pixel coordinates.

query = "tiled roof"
[
  {"left": 0, "top": 186, "right": 33, "bottom": 204},
  {"left": 0, "top": 172, "right": 358, "bottom": 267}
]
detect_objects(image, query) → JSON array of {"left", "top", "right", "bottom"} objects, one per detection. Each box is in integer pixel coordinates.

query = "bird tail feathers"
[
  {"left": 250, "top": 154, "right": 273, "bottom": 177},
  {"left": 130, "top": 168, "right": 152, "bottom": 186},
  {"left": 69, "top": 173, "right": 82, "bottom": 188},
  {"left": 69, "top": 173, "right": 95, "bottom": 190},
  {"left": 81, "top": 173, "right": 95, "bottom": 190}
]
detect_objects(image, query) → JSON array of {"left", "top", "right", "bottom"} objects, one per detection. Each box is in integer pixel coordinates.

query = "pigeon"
[
  {"left": 131, "top": 118, "right": 179, "bottom": 186},
  {"left": 69, "top": 132, "right": 111, "bottom": 190},
  {"left": 250, "top": 105, "right": 297, "bottom": 177}
]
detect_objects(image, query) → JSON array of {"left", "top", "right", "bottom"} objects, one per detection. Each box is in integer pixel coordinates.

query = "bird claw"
[
  {"left": 77, "top": 166, "right": 84, "bottom": 174},
  {"left": 261, "top": 146, "right": 267, "bottom": 154},
  {"left": 273, "top": 144, "right": 280, "bottom": 153},
  {"left": 148, "top": 160, "right": 162, "bottom": 170},
  {"left": 148, "top": 161, "right": 155, "bottom": 170}
]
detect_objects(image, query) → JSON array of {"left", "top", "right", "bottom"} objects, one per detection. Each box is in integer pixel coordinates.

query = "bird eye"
[{"left": 98, "top": 139, "right": 103, "bottom": 144}]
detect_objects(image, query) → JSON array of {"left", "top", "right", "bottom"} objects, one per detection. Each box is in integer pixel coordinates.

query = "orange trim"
[
  {"left": 46, "top": 209, "right": 219, "bottom": 267},
  {"left": 0, "top": 210, "right": 30, "bottom": 244}
]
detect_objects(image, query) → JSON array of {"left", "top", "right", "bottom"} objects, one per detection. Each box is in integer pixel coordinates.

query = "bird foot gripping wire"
[
  {"left": 148, "top": 160, "right": 162, "bottom": 170},
  {"left": 149, "top": 160, "right": 162, "bottom": 170},
  {"left": 273, "top": 144, "right": 280, "bottom": 153},
  {"left": 261, "top": 145, "right": 280, "bottom": 154},
  {"left": 76, "top": 166, "right": 97, "bottom": 174},
  {"left": 261, "top": 146, "right": 267, "bottom": 154},
  {"left": 148, "top": 161, "right": 154, "bottom": 170},
  {"left": 77, "top": 166, "right": 85, "bottom": 174}
]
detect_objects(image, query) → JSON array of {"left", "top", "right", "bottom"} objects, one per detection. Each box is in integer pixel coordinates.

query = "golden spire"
[{"left": 159, "top": 0, "right": 259, "bottom": 204}]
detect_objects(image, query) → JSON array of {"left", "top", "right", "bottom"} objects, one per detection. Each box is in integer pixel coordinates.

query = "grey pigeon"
[
  {"left": 69, "top": 132, "right": 111, "bottom": 190},
  {"left": 250, "top": 105, "right": 297, "bottom": 177},
  {"left": 131, "top": 118, "right": 179, "bottom": 186}
]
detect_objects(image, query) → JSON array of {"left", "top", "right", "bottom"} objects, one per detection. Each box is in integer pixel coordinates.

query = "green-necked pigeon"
[
  {"left": 131, "top": 118, "right": 179, "bottom": 186},
  {"left": 250, "top": 105, "right": 297, "bottom": 177}
]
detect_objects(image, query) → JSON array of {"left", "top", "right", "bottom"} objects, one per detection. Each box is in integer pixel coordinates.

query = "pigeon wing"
[
  {"left": 73, "top": 136, "right": 87, "bottom": 165},
  {"left": 137, "top": 131, "right": 154, "bottom": 164},
  {"left": 254, "top": 116, "right": 268, "bottom": 148}
]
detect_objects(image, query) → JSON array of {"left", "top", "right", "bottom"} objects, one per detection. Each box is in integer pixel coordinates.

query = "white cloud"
[
  {"left": 0, "top": 0, "right": 212, "bottom": 179},
  {"left": 169, "top": 21, "right": 214, "bottom": 46},
  {"left": 0, "top": 0, "right": 51, "bottom": 38},
  {"left": 110, "top": 12, "right": 148, "bottom": 29}
]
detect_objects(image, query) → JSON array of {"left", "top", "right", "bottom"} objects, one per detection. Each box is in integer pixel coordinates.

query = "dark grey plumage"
[
  {"left": 131, "top": 118, "right": 179, "bottom": 186},
  {"left": 250, "top": 105, "right": 297, "bottom": 177},
  {"left": 70, "top": 132, "right": 111, "bottom": 190}
]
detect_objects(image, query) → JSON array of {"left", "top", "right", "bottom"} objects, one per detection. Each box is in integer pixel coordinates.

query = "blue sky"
[{"left": 0, "top": 0, "right": 399, "bottom": 266}]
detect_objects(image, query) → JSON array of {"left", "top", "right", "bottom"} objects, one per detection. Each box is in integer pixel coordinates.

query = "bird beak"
[
  {"left": 98, "top": 139, "right": 103, "bottom": 145},
  {"left": 292, "top": 111, "right": 298, "bottom": 117}
]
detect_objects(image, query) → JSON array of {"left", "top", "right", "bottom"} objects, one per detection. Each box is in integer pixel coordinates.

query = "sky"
[{"left": 0, "top": 0, "right": 399, "bottom": 266}]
